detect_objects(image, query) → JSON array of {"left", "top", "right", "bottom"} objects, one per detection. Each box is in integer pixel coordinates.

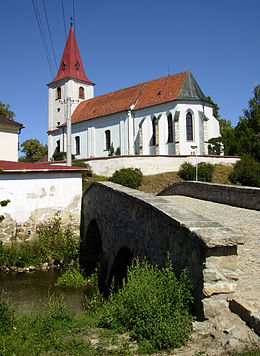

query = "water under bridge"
[{"left": 80, "top": 180, "right": 260, "bottom": 334}]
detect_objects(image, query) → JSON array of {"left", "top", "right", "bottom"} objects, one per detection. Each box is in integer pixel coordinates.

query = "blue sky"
[{"left": 0, "top": 0, "right": 259, "bottom": 148}]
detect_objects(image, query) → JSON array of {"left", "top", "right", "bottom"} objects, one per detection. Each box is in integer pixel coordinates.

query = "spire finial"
[{"left": 70, "top": 17, "right": 73, "bottom": 27}]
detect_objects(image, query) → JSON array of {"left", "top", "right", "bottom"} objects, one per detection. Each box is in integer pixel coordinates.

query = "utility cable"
[
  {"left": 61, "top": 0, "right": 67, "bottom": 41},
  {"left": 32, "top": 0, "right": 54, "bottom": 78},
  {"left": 42, "top": 0, "right": 58, "bottom": 71}
]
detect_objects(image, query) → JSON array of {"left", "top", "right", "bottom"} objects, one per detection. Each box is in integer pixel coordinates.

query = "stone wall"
[
  {"left": 50, "top": 155, "right": 239, "bottom": 176},
  {"left": 80, "top": 181, "right": 244, "bottom": 319},
  {"left": 158, "top": 181, "right": 260, "bottom": 211}
]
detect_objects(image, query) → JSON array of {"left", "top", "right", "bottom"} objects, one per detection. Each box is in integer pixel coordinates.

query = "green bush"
[
  {"left": 72, "top": 161, "right": 93, "bottom": 177},
  {"left": 0, "top": 298, "right": 15, "bottom": 333},
  {"left": 0, "top": 217, "right": 80, "bottom": 268},
  {"left": 178, "top": 162, "right": 214, "bottom": 182},
  {"left": 229, "top": 157, "right": 260, "bottom": 187},
  {"left": 197, "top": 162, "right": 214, "bottom": 182},
  {"left": 98, "top": 257, "right": 193, "bottom": 351},
  {"left": 52, "top": 152, "right": 75, "bottom": 161},
  {"left": 55, "top": 268, "right": 88, "bottom": 287},
  {"left": 109, "top": 168, "right": 143, "bottom": 189},
  {"left": 178, "top": 162, "right": 195, "bottom": 180}
]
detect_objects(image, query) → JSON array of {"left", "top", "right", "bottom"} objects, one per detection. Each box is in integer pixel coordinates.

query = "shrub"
[
  {"left": 197, "top": 162, "right": 214, "bottom": 182},
  {"left": 0, "top": 298, "right": 15, "bottom": 333},
  {"left": 52, "top": 152, "right": 75, "bottom": 161},
  {"left": 98, "top": 257, "right": 193, "bottom": 351},
  {"left": 229, "top": 157, "right": 260, "bottom": 187},
  {"left": 109, "top": 168, "right": 143, "bottom": 189},
  {"left": 0, "top": 217, "right": 80, "bottom": 268},
  {"left": 178, "top": 162, "right": 195, "bottom": 180},
  {"left": 72, "top": 161, "right": 92, "bottom": 177},
  {"left": 115, "top": 146, "right": 121, "bottom": 156},
  {"left": 55, "top": 268, "right": 88, "bottom": 287},
  {"left": 178, "top": 162, "right": 214, "bottom": 182}
]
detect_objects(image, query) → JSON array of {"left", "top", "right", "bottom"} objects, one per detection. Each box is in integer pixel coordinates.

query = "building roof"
[
  {"left": 71, "top": 70, "right": 210, "bottom": 125},
  {"left": 48, "top": 25, "right": 94, "bottom": 86},
  {"left": 0, "top": 115, "right": 24, "bottom": 128},
  {"left": 0, "top": 160, "right": 87, "bottom": 174}
]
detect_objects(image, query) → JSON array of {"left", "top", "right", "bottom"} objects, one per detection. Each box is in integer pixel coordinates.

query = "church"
[{"left": 47, "top": 25, "right": 220, "bottom": 161}]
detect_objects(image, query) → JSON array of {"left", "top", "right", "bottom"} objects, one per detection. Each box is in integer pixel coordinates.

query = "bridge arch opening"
[
  {"left": 109, "top": 246, "right": 134, "bottom": 289},
  {"left": 80, "top": 219, "right": 103, "bottom": 276}
]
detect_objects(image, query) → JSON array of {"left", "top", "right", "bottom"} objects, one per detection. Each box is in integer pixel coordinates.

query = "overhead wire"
[
  {"left": 32, "top": 0, "right": 54, "bottom": 78},
  {"left": 61, "top": 0, "right": 67, "bottom": 41},
  {"left": 42, "top": 0, "right": 58, "bottom": 71},
  {"left": 73, "top": 0, "right": 76, "bottom": 33}
]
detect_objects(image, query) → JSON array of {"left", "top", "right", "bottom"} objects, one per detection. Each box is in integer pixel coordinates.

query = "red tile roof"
[
  {"left": 48, "top": 25, "right": 94, "bottom": 85},
  {"left": 0, "top": 115, "right": 24, "bottom": 128},
  {"left": 71, "top": 71, "right": 188, "bottom": 124},
  {"left": 0, "top": 160, "right": 87, "bottom": 173}
]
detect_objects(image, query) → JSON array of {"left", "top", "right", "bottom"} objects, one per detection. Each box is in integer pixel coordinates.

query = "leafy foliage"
[
  {"left": 19, "top": 138, "right": 48, "bottom": 162},
  {"left": 72, "top": 161, "right": 93, "bottom": 178},
  {"left": 0, "top": 100, "right": 15, "bottom": 119},
  {"left": 115, "top": 146, "right": 121, "bottom": 155},
  {"left": 55, "top": 268, "right": 88, "bottom": 287},
  {"left": 0, "top": 217, "right": 80, "bottom": 268},
  {"left": 229, "top": 156, "right": 260, "bottom": 187},
  {"left": 178, "top": 162, "right": 214, "bottom": 182},
  {"left": 98, "top": 257, "right": 193, "bottom": 351},
  {"left": 0, "top": 298, "right": 15, "bottom": 333},
  {"left": 108, "top": 143, "right": 115, "bottom": 156},
  {"left": 109, "top": 168, "right": 143, "bottom": 188}
]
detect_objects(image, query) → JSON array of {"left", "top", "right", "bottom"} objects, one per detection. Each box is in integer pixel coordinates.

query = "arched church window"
[
  {"left": 152, "top": 117, "right": 156, "bottom": 146},
  {"left": 79, "top": 86, "right": 85, "bottom": 99},
  {"left": 186, "top": 112, "right": 193, "bottom": 141},
  {"left": 56, "top": 140, "right": 60, "bottom": 153},
  {"left": 56, "top": 87, "right": 61, "bottom": 100},
  {"left": 75, "top": 136, "right": 80, "bottom": 155},
  {"left": 167, "top": 113, "right": 173, "bottom": 143},
  {"left": 105, "top": 130, "right": 111, "bottom": 150}
]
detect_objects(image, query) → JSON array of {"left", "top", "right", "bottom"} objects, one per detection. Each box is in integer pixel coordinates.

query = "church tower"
[{"left": 47, "top": 24, "right": 94, "bottom": 158}]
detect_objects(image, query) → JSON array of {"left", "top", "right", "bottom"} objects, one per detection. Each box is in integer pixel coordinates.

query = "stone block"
[{"left": 203, "top": 282, "right": 236, "bottom": 297}]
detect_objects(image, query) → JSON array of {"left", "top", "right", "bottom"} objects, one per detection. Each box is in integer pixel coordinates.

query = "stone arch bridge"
[{"left": 80, "top": 181, "right": 260, "bottom": 333}]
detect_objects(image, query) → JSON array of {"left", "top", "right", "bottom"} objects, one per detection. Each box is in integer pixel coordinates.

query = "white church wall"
[{"left": 0, "top": 128, "right": 19, "bottom": 162}]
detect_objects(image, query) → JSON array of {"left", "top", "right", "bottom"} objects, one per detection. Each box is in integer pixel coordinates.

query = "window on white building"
[
  {"left": 186, "top": 112, "right": 193, "bottom": 141},
  {"left": 152, "top": 117, "right": 156, "bottom": 146},
  {"left": 56, "top": 87, "right": 61, "bottom": 100},
  {"left": 56, "top": 140, "right": 60, "bottom": 153},
  {"left": 79, "top": 87, "right": 85, "bottom": 99},
  {"left": 105, "top": 130, "right": 111, "bottom": 150},
  {"left": 75, "top": 136, "right": 80, "bottom": 155},
  {"left": 167, "top": 113, "right": 173, "bottom": 143}
]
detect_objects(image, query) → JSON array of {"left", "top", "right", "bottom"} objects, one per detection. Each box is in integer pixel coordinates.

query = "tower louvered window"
[{"left": 79, "top": 86, "right": 85, "bottom": 99}]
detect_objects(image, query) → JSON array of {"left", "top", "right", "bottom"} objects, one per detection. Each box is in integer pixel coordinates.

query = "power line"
[
  {"left": 73, "top": 0, "right": 76, "bottom": 33},
  {"left": 61, "top": 0, "right": 67, "bottom": 41},
  {"left": 42, "top": 0, "right": 58, "bottom": 71},
  {"left": 32, "top": 0, "right": 54, "bottom": 78}
]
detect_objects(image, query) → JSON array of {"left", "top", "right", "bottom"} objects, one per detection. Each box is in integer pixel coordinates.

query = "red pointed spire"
[{"left": 49, "top": 25, "right": 94, "bottom": 85}]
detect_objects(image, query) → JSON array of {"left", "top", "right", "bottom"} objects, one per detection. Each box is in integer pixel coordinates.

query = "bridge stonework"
[{"left": 80, "top": 181, "right": 246, "bottom": 319}]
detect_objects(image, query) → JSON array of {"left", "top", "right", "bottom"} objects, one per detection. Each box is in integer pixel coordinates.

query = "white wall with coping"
[
  {"left": 0, "top": 127, "right": 19, "bottom": 162},
  {"left": 0, "top": 172, "right": 83, "bottom": 242},
  {"left": 51, "top": 155, "right": 239, "bottom": 177}
]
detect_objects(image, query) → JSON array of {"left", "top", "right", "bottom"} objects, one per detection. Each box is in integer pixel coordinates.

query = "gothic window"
[
  {"left": 186, "top": 112, "right": 193, "bottom": 141},
  {"left": 152, "top": 117, "right": 156, "bottom": 146},
  {"left": 56, "top": 87, "right": 61, "bottom": 100},
  {"left": 75, "top": 136, "right": 80, "bottom": 155},
  {"left": 79, "top": 86, "right": 85, "bottom": 99},
  {"left": 56, "top": 140, "right": 60, "bottom": 153},
  {"left": 167, "top": 113, "right": 173, "bottom": 143},
  {"left": 105, "top": 130, "right": 111, "bottom": 150}
]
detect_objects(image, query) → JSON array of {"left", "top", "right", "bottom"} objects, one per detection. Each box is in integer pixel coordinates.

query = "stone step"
[{"left": 230, "top": 298, "right": 260, "bottom": 336}]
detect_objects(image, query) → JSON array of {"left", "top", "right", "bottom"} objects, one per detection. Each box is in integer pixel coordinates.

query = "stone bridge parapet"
[{"left": 80, "top": 181, "right": 245, "bottom": 319}]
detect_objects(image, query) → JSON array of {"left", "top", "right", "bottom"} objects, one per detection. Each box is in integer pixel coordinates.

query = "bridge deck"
[{"left": 161, "top": 195, "right": 260, "bottom": 324}]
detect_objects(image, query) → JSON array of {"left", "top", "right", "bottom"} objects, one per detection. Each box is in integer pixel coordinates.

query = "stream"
[{"left": 0, "top": 270, "right": 92, "bottom": 315}]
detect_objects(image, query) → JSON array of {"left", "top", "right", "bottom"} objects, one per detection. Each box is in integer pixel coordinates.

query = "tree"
[
  {"left": 0, "top": 101, "right": 15, "bottom": 119},
  {"left": 19, "top": 139, "right": 48, "bottom": 163}
]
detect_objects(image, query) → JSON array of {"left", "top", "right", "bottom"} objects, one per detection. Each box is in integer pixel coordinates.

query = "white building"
[
  {"left": 48, "top": 25, "right": 220, "bottom": 161},
  {"left": 0, "top": 160, "right": 86, "bottom": 242},
  {"left": 0, "top": 115, "right": 24, "bottom": 162}
]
